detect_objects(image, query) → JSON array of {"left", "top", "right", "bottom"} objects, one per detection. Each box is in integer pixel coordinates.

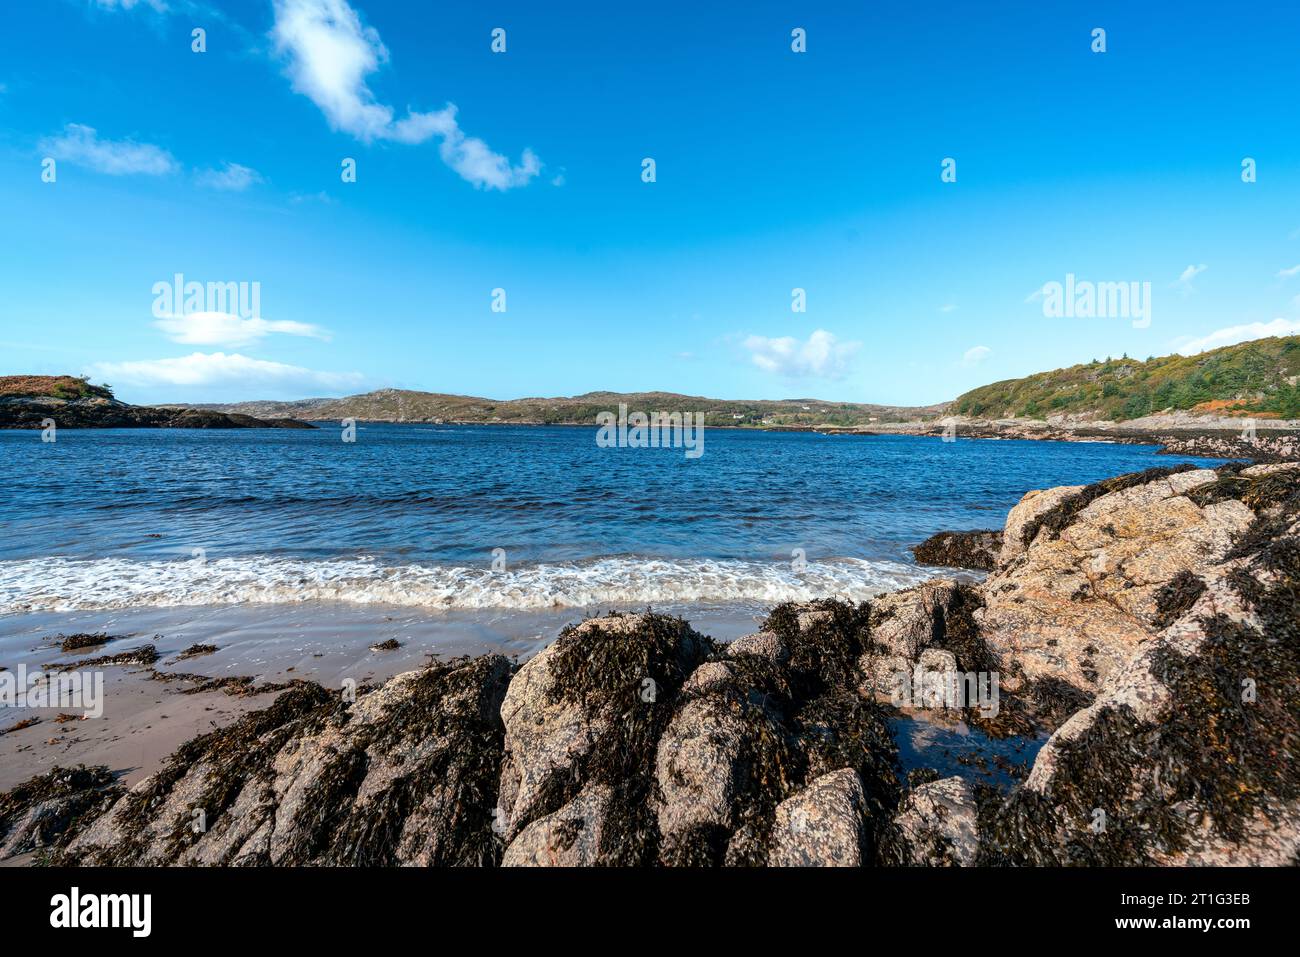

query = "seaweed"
[
  {"left": 1151, "top": 571, "right": 1206, "bottom": 629},
  {"left": 323, "top": 654, "right": 513, "bottom": 866},
  {"left": 0, "top": 765, "right": 123, "bottom": 856},
  {"left": 662, "top": 600, "right": 902, "bottom": 866},
  {"left": 911, "top": 529, "right": 1001, "bottom": 571},
  {"left": 47, "top": 643, "right": 159, "bottom": 670},
  {"left": 54, "top": 633, "right": 116, "bottom": 653},
  {"left": 66, "top": 681, "right": 340, "bottom": 865},
  {"left": 541, "top": 612, "right": 714, "bottom": 865},
  {"left": 1026, "top": 676, "right": 1095, "bottom": 729}
]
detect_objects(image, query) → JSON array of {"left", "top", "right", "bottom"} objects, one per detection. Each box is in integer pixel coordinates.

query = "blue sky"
[{"left": 2, "top": 0, "right": 1300, "bottom": 405}]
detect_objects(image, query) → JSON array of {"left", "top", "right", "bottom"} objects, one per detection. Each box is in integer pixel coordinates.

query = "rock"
[
  {"left": 0, "top": 393, "right": 315, "bottom": 430},
  {"left": 1241, "top": 461, "right": 1300, "bottom": 478},
  {"left": 977, "top": 467, "right": 1255, "bottom": 695},
  {"left": 912, "top": 529, "right": 1002, "bottom": 571},
  {"left": 867, "top": 579, "right": 964, "bottom": 660},
  {"left": 860, "top": 654, "right": 911, "bottom": 699},
  {"left": 502, "top": 785, "right": 611, "bottom": 867},
  {"left": 767, "top": 769, "right": 869, "bottom": 866},
  {"left": 726, "top": 631, "right": 789, "bottom": 663},
  {"left": 1000, "top": 485, "right": 1085, "bottom": 564},
  {"left": 495, "top": 642, "right": 596, "bottom": 839},
  {"left": 0, "top": 766, "right": 122, "bottom": 860},
  {"left": 892, "top": 776, "right": 979, "bottom": 866},
  {"left": 658, "top": 600, "right": 899, "bottom": 866},
  {"left": 63, "top": 655, "right": 514, "bottom": 866},
  {"left": 497, "top": 612, "right": 712, "bottom": 865},
  {"left": 655, "top": 693, "right": 757, "bottom": 853},
  {"left": 981, "top": 484, "right": 1300, "bottom": 865}
]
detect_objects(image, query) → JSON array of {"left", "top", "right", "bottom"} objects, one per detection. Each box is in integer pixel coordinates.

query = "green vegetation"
[
  {"left": 0, "top": 375, "right": 114, "bottom": 401},
  {"left": 954, "top": 336, "right": 1300, "bottom": 421}
]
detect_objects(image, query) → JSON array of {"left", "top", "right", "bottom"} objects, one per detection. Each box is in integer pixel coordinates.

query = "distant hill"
[
  {"left": 954, "top": 336, "right": 1300, "bottom": 422},
  {"left": 179, "top": 389, "right": 947, "bottom": 427}
]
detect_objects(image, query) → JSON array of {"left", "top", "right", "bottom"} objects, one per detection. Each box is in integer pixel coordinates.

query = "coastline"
[{"left": 3, "top": 455, "right": 1296, "bottom": 866}]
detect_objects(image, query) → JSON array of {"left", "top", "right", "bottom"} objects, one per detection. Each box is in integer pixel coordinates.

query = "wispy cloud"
[
  {"left": 271, "top": 0, "right": 540, "bottom": 190},
  {"left": 1276, "top": 264, "right": 1300, "bottom": 280},
  {"left": 939, "top": 303, "right": 958, "bottom": 313},
  {"left": 1171, "top": 263, "right": 1207, "bottom": 294},
  {"left": 195, "top": 162, "right": 264, "bottom": 191},
  {"left": 962, "top": 345, "right": 991, "bottom": 366},
  {"left": 93, "top": 0, "right": 168, "bottom": 11},
  {"left": 1176, "top": 318, "right": 1300, "bottom": 356},
  {"left": 743, "top": 329, "right": 861, "bottom": 380},
  {"left": 88, "top": 352, "right": 363, "bottom": 391},
  {"left": 154, "top": 312, "right": 331, "bottom": 348},
  {"left": 39, "top": 123, "right": 178, "bottom": 176}
]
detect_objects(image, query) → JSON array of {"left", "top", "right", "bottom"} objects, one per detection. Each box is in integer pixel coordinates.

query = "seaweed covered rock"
[
  {"left": 977, "top": 466, "right": 1254, "bottom": 697},
  {"left": 656, "top": 600, "right": 901, "bottom": 866},
  {"left": 496, "top": 612, "right": 713, "bottom": 866},
  {"left": 0, "top": 766, "right": 123, "bottom": 861},
  {"left": 978, "top": 468, "right": 1300, "bottom": 865},
  {"left": 857, "top": 580, "right": 993, "bottom": 718},
  {"left": 889, "top": 776, "right": 979, "bottom": 866},
  {"left": 62, "top": 655, "right": 514, "bottom": 866},
  {"left": 767, "top": 768, "right": 870, "bottom": 866},
  {"left": 912, "top": 529, "right": 1002, "bottom": 571}
]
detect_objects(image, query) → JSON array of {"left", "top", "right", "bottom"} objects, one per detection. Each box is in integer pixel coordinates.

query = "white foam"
[{"left": 0, "top": 555, "right": 936, "bottom": 613}]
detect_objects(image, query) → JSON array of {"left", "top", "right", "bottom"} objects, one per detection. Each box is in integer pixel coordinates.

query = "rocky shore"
[
  {"left": 2, "top": 460, "right": 1296, "bottom": 866},
  {"left": 824, "top": 415, "right": 1299, "bottom": 464}
]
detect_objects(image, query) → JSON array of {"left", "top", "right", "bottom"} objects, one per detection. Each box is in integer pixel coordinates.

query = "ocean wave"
[{"left": 0, "top": 555, "right": 937, "bottom": 613}]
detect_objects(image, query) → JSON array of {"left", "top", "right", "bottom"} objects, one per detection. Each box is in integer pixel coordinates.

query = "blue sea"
[
  {"left": 0, "top": 424, "right": 1223, "bottom": 620},
  {"left": 0, "top": 424, "right": 1229, "bottom": 787}
]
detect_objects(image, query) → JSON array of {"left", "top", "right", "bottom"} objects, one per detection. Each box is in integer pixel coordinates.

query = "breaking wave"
[{"left": 0, "top": 555, "right": 938, "bottom": 613}]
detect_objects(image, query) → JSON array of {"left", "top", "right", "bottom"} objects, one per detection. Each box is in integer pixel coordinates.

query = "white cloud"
[
  {"left": 1176, "top": 318, "right": 1300, "bottom": 356},
  {"left": 962, "top": 345, "right": 991, "bottom": 366},
  {"left": 743, "top": 329, "right": 862, "bottom": 379},
  {"left": 154, "top": 312, "right": 330, "bottom": 348},
  {"left": 39, "top": 123, "right": 178, "bottom": 176},
  {"left": 271, "top": 0, "right": 540, "bottom": 190},
  {"left": 1172, "top": 263, "right": 1207, "bottom": 294},
  {"left": 1277, "top": 264, "right": 1300, "bottom": 279},
  {"left": 88, "top": 352, "right": 363, "bottom": 391},
  {"left": 939, "top": 303, "right": 958, "bottom": 313},
  {"left": 94, "top": 0, "right": 168, "bottom": 10},
  {"left": 195, "top": 162, "right": 264, "bottom": 191}
]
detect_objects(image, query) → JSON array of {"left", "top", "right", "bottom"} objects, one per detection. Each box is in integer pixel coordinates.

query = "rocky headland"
[
  {"left": 2, "top": 460, "right": 1296, "bottom": 866},
  {"left": 0, "top": 376, "right": 314, "bottom": 430}
]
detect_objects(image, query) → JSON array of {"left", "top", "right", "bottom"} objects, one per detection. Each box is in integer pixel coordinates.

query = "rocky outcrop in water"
[
  {"left": 911, "top": 529, "right": 1001, "bottom": 571},
  {"left": 0, "top": 395, "right": 314, "bottom": 430},
  {"left": 3, "top": 462, "right": 1296, "bottom": 867}
]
